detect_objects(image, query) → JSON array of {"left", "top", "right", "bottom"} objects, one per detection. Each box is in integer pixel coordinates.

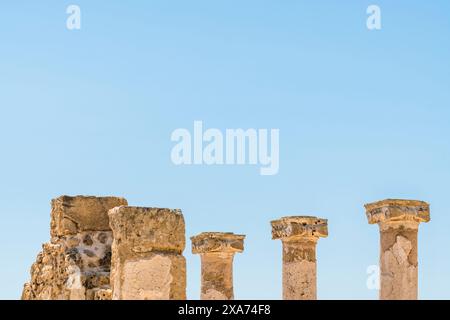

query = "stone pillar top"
[
  {"left": 108, "top": 206, "right": 185, "bottom": 254},
  {"left": 271, "top": 216, "right": 328, "bottom": 241},
  {"left": 364, "top": 199, "right": 430, "bottom": 225},
  {"left": 191, "top": 232, "right": 245, "bottom": 254},
  {"left": 50, "top": 195, "right": 128, "bottom": 238}
]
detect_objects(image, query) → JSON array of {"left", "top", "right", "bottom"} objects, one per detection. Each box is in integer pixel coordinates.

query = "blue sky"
[{"left": 1, "top": 1, "right": 450, "bottom": 299}]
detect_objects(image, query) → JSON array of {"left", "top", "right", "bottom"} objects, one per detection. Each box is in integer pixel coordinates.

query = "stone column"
[
  {"left": 271, "top": 216, "right": 328, "bottom": 300},
  {"left": 365, "top": 199, "right": 430, "bottom": 300},
  {"left": 108, "top": 206, "right": 186, "bottom": 300},
  {"left": 191, "top": 232, "right": 245, "bottom": 300}
]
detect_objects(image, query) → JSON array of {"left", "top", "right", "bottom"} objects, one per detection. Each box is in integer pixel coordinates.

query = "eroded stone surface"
[
  {"left": 281, "top": 238, "right": 318, "bottom": 300},
  {"left": 365, "top": 199, "right": 430, "bottom": 300},
  {"left": 271, "top": 216, "right": 328, "bottom": 300},
  {"left": 365, "top": 199, "right": 430, "bottom": 225},
  {"left": 282, "top": 238, "right": 317, "bottom": 263},
  {"left": 92, "top": 288, "right": 112, "bottom": 300},
  {"left": 113, "top": 255, "right": 185, "bottom": 300},
  {"left": 191, "top": 232, "right": 245, "bottom": 300},
  {"left": 380, "top": 223, "right": 419, "bottom": 300},
  {"left": 109, "top": 206, "right": 186, "bottom": 300},
  {"left": 381, "top": 234, "right": 418, "bottom": 300},
  {"left": 191, "top": 232, "right": 245, "bottom": 254},
  {"left": 271, "top": 216, "right": 328, "bottom": 240},
  {"left": 51, "top": 195, "right": 127, "bottom": 238},
  {"left": 203, "top": 289, "right": 228, "bottom": 300},
  {"left": 200, "top": 253, "right": 235, "bottom": 300},
  {"left": 283, "top": 259, "right": 316, "bottom": 300},
  {"left": 109, "top": 206, "right": 185, "bottom": 254},
  {"left": 22, "top": 231, "right": 114, "bottom": 300},
  {"left": 21, "top": 283, "right": 32, "bottom": 300},
  {"left": 22, "top": 195, "right": 126, "bottom": 300}
]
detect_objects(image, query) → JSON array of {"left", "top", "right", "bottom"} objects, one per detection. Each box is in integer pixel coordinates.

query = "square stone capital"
[
  {"left": 364, "top": 199, "right": 430, "bottom": 225},
  {"left": 191, "top": 232, "right": 245, "bottom": 254},
  {"left": 50, "top": 195, "right": 128, "bottom": 237},
  {"left": 271, "top": 216, "right": 328, "bottom": 241},
  {"left": 108, "top": 206, "right": 185, "bottom": 254}
]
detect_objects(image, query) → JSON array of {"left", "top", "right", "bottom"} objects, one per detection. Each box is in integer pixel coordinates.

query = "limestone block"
[
  {"left": 51, "top": 195, "right": 127, "bottom": 238},
  {"left": 111, "top": 253, "right": 186, "bottom": 300},
  {"left": 108, "top": 206, "right": 185, "bottom": 255},
  {"left": 109, "top": 206, "right": 186, "bottom": 300}
]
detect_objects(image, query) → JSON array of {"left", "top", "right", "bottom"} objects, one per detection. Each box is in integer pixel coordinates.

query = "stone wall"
[{"left": 22, "top": 195, "right": 127, "bottom": 300}]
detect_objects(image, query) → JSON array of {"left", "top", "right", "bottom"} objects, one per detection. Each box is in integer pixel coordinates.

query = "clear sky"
[{"left": 1, "top": 1, "right": 450, "bottom": 299}]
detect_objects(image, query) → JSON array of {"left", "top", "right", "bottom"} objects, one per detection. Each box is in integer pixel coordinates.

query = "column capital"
[
  {"left": 364, "top": 199, "right": 430, "bottom": 225},
  {"left": 191, "top": 232, "right": 245, "bottom": 254},
  {"left": 271, "top": 216, "right": 328, "bottom": 241}
]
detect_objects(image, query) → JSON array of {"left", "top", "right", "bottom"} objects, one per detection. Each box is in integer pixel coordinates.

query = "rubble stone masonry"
[{"left": 21, "top": 195, "right": 127, "bottom": 300}]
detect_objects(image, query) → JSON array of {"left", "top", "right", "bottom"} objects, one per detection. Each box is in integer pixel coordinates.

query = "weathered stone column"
[
  {"left": 108, "top": 206, "right": 186, "bottom": 300},
  {"left": 191, "top": 232, "right": 245, "bottom": 300},
  {"left": 365, "top": 199, "right": 430, "bottom": 300},
  {"left": 271, "top": 216, "right": 328, "bottom": 300}
]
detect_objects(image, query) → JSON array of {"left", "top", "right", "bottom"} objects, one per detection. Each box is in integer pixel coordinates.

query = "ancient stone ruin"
[
  {"left": 364, "top": 199, "right": 430, "bottom": 300},
  {"left": 22, "top": 195, "right": 127, "bottom": 300},
  {"left": 271, "top": 216, "right": 328, "bottom": 300},
  {"left": 108, "top": 206, "right": 186, "bottom": 300},
  {"left": 22, "top": 195, "right": 430, "bottom": 300},
  {"left": 191, "top": 232, "right": 245, "bottom": 300}
]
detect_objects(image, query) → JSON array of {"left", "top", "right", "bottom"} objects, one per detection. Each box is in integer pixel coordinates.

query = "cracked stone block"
[{"left": 365, "top": 199, "right": 430, "bottom": 300}]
